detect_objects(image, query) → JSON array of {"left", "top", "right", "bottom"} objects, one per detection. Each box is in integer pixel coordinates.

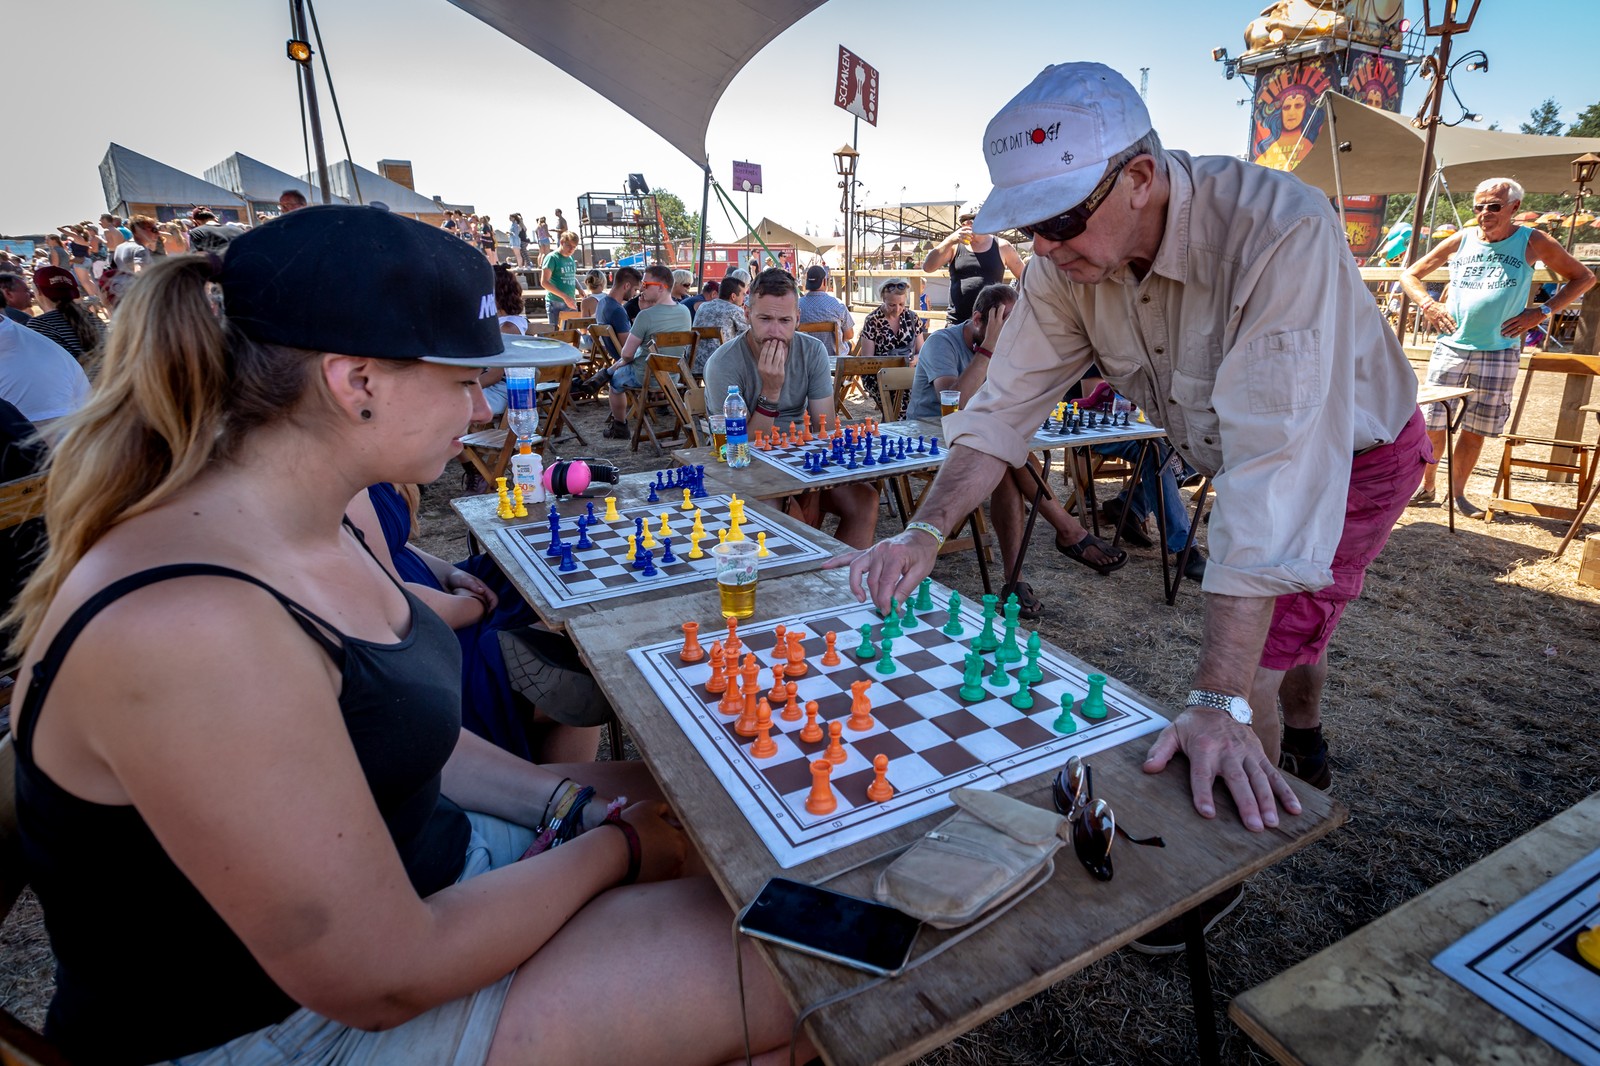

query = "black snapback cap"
[{"left": 220, "top": 204, "right": 506, "bottom": 366}]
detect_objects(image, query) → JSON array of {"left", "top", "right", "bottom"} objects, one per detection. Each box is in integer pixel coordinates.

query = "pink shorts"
[{"left": 1260, "top": 408, "right": 1430, "bottom": 670}]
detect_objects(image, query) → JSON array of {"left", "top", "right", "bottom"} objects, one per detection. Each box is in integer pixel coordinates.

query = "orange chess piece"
[
  {"left": 718, "top": 666, "right": 742, "bottom": 716},
  {"left": 741, "top": 653, "right": 759, "bottom": 724},
  {"left": 772, "top": 625, "right": 787, "bottom": 663},
  {"left": 705, "top": 642, "right": 727, "bottom": 694},
  {"left": 781, "top": 681, "right": 801, "bottom": 721},
  {"left": 821, "top": 631, "right": 840, "bottom": 666},
  {"left": 784, "top": 631, "right": 808, "bottom": 678},
  {"left": 679, "top": 621, "right": 704, "bottom": 663},
  {"left": 725, "top": 617, "right": 741, "bottom": 663},
  {"left": 736, "top": 687, "right": 762, "bottom": 737},
  {"left": 805, "top": 760, "right": 837, "bottom": 815},
  {"left": 800, "top": 700, "right": 823, "bottom": 743},
  {"left": 750, "top": 699, "right": 778, "bottom": 757},
  {"left": 847, "top": 679, "right": 874, "bottom": 731},
  {"left": 866, "top": 754, "right": 894, "bottom": 803},
  {"left": 768, "top": 664, "right": 787, "bottom": 704},
  {"left": 824, "top": 720, "right": 846, "bottom": 764}
]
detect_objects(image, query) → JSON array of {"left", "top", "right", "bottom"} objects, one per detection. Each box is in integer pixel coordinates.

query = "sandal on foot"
[
  {"left": 1000, "top": 581, "right": 1043, "bottom": 620},
  {"left": 1454, "top": 495, "right": 1486, "bottom": 519},
  {"left": 1409, "top": 487, "right": 1436, "bottom": 505},
  {"left": 1057, "top": 532, "right": 1128, "bottom": 576}
]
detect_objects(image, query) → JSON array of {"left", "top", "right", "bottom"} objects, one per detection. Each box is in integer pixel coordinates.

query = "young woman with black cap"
[{"left": 5, "top": 206, "right": 807, "bottom": 1066}]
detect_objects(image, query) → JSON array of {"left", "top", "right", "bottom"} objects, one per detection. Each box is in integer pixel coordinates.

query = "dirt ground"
[{"left": 2, "top": 370, "right": 1596, "bottom": 1064}]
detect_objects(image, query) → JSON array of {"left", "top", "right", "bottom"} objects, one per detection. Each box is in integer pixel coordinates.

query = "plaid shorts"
[{"left": 1422, "top": 340, "right": 1519, "bottom": 436}]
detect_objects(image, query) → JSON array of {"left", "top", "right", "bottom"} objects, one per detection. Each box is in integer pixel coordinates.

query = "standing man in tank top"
[
  {"left": 1402, "top": 178, "right": 1594, "bottom": 517},
  {"left": 922, "top": 201, "right": 1026, "bottom": 324}
]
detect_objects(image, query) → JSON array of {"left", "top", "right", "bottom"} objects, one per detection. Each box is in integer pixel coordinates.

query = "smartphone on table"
[{"left": 737, "top": 877, "right": 923, "bottom": 977}]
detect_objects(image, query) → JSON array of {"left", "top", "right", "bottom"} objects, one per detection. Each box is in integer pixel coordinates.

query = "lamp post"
[
  {"left": 287, "top": 0, "right": 331, "bottom": 207},
  {"left": 834, "top": 143, "right": 858, "bottom": 305},
  {"left": 1392, "top": 0, "right": 1484, "bottom": 345},
  {"left": 1567, "top": 152, "right": 1600, "bottom": 253}
]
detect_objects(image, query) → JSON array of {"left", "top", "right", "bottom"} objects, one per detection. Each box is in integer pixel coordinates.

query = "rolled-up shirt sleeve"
[
  {"left": 1202, "top": 217, "right": 1358, "bottom": 599},
  {"left": 943, "top": 266, "right": 1097, "bottom": 467}
]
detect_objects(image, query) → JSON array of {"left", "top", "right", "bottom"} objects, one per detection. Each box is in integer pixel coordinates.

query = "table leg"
[
  {"left": 1006, "top": 453, "right": 1054, "bottom": 594},
  {"left": 1183, "top": 905, "right": 1221, "bottom": 1066},
  {"left": 1443, "top": 397, "right": 1465, "bottom": 535},
  {"left": 1167, "top": 478, "right": 1211, "bottom": 608},
  {"left": 968, "top": 509, "right": 993, "bottom": 596},
  {"left": 544, "top": 367, "right": 585, "bottom": 448}
]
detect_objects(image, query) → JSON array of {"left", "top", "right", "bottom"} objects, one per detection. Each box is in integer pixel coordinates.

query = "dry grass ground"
[{"left": 2, "top": 371, "right": 1595, "bottom": 1064}]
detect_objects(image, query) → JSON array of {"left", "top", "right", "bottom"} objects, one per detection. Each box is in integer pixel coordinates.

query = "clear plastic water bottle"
[
  {"left": 724, "top": 385, "right": 750, "bottom": 469},
  {"left": 506, "top": 368, "right": 539, "bottom": 442}
]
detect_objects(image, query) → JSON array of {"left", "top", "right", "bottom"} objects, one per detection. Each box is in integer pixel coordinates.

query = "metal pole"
[
  {"left": 1567, "top": 185, "right": 1586, "bottom": 252},
  {"left": 1391, "top": 31, "right": 1453, "bottom": 346},
  {"left": 697, "top": 165, "right": 710, "bottom": 285},
  {"left": 291, "top": 0, "right": 332, "bottom": 205}
]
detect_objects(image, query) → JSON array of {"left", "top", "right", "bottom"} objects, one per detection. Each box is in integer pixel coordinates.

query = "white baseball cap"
[{"left": 973, "top": 63, "right": 1152, "bottom": 235}]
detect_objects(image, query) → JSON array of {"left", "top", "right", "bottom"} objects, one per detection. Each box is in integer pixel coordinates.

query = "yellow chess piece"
[
  {"left": 641, "top": 521, "right": 657, "bottom": 548},
  {"left": 659, "top": 512, "right": 673, "bottom": 538},
  {"left": 757, "top": 532, "right": 768, "bottom": 557},
  {"left": 727, "top": 515, "right": 744, "bottom": 542},
  {"left": 718, "top": 528, "right": 727, "bottom": 544},
  {"left": 688, "top": 533, "right": 704, "bottom": 560},
  {"left": 1136, "top": 408, "right": 1147, "bottom": 423},
  {"left": 495, "top": 477, "right": 514, "bottom": 519},
  {"left": 625, "top": 534, "right": 636, "bottom": 562},
  {"left": 511, "top": 484, "right": 528, "bottom": 518},
  {"left": 1578, "top": 925, "right": 1600, "bottom": 970},
  {"left": 691, "top": 511, "right": 706, "bottom": 540},
  {"left": 1054, "top": 401, "right": 1067, "bottom": 423},
  {"left": 680, "top": 488, "right": 694, "bottom": 511},
  {"left": 729, "top": 494, "right": 743, "bottom": 523},
  {"left": 603, "top": 496, "right": 620, "bottom": 522}
]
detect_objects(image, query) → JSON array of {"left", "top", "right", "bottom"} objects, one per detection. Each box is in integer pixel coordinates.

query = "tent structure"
[
  {"left": 308, "top": 161, "right": 461, "bottom": 220},
  {"left": 857, "top": 201, "right": 965, "bottom": 243},
  {"left": 99, "top": 144, "right": 247, "bottom": 222},
  {"left": 731, "top": 217, "right": 819, "bottom": 254},
  {"left": 446, "top": 0, "right": 825, "bottom": 168},
  {"left": 1292, "top": 93, "right": 1600, "bottom": 197},
  {"left": 205, "top": 152, "right": 342, "bottom": 221}
]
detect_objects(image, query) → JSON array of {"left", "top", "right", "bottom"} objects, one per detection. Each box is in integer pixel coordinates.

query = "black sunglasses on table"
[
  {"left": 1051, "top": 755, "right": 1165, "bottom": 882},
  {"left": 1017, "top": 159, "right": 1130, "bottom": 243}
]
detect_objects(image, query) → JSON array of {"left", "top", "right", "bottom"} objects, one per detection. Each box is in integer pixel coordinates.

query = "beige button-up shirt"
[{"left": 946, "top": 150, "right": 1419, "bottom": 599}]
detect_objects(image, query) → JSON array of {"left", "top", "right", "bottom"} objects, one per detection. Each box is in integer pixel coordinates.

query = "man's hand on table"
[
  {"left": 825, "top": 528, "right": 940, "bottom": 613},
  {"left": 1143, "top": 707, "right": 1301, "bottom": 832}
]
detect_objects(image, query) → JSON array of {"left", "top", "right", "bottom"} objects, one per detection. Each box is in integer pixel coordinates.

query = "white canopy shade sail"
[
  {"left": 446, "top": 0, "right": 827, "bottom": 167},
  {"left": 1292, "top": 92, "right": 1600, "bottom": 197}
]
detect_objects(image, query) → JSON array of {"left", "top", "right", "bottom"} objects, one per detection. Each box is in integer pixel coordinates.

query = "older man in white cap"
[{"left": 835, "top": 63, "right": 1426, "bottom": 847}]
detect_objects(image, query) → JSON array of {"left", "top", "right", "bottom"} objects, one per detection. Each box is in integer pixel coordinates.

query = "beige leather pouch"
[{"left": 874, "top": 788, "right": 1070, "bottom": 928}]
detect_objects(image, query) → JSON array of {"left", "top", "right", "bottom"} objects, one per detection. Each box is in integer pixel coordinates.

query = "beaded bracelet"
[
  {"left": 603, "top": 807, "right": 642, "bottom": 885},
  {"left": 538, "top": 777, "right": 573, "bottom": 828},
  {"left": 754, "top": 398, "right": 780, "bottom": 417},
  {"left": 906, "top": 521, "right": 946, "bottom": 548}
]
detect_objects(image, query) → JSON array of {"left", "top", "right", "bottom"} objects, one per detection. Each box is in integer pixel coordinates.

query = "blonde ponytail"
[{"left": 5, "top": 255, "right": 318, "bottom": 656}]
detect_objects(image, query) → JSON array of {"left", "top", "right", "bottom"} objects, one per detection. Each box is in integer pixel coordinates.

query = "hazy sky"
[{"left": 4, "top": 0, "right": 1596, "bottom": 239}]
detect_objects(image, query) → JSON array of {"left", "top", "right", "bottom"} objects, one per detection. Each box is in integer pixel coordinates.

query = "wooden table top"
[
  {"left": 566, "top": 568, "right": 1348, "bottom": 1066},
  {"left": 451, "top": 472, "right": 847, "bottom": 632},
  {"left": 1416, "top": 383, "right": 1474, "bottom": 405},
  {"left": 676, "top": 419, "right": 948, "bottom": 500},
  {"left": 1230, "top": 792, "right": 1600, "bottom": 1066}
]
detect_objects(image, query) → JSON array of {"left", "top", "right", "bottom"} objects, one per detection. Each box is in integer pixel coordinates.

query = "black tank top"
[
  {"left": 947, "top": 239, "right": 1004, "bottom": 324},
  {"left": 14, "top": 542, "right": 471, "bottom": 1065}
]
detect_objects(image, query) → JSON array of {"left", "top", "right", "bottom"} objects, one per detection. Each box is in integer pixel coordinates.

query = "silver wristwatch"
[
  {"left": 1185, "top": 689, "right": 1253, "bottom": 725},
  {"left": 1537, "top": 303, "right": 1554, "bottom": 318}
]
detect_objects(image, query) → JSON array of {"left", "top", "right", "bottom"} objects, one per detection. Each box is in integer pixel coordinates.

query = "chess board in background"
[
  {"left": 1031, "top": 406, "right": 1163, "bottom": 447},
  {"left": 629, "top": 589, "right": 1167, "bottom": 868},
  {"left": 495, "top": 494, "right": 832, "bottom": 608},
  {"left": 748, "top": 422, "right": 946, "bottom": 484}
]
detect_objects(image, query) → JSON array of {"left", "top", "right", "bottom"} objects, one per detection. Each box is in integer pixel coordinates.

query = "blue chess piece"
[
  {"left": 896, "top": 437, "right": 907, "bottom": 459},
  {"left": 846, "top": 448, "right": 857, "bottom": 470},
  {"left": 633, "top": 546, "right": 649, "bottom": 571},
  {"left": 661, "top": 537, "right": 675, "bottom": 563},
  {"left": 646, "top": 482, "right": 659, "bottom": 503},
  {"left": 878, "top": 437, "right": 890, "bottom": 462},
  {"left": 930, "top": 437, "right": 940, "bottom": 455},
  {"left": 558, "top": 545, "right": 576, "bottom": 572},
  {"left": 574, "top": 516, "right": 592, "bottom": 550},
  {"left": 640, "top": 548, "right": 657, "bottom": 576},
  {"left": 584, "top": 501, "right": 596, "bottom": 523},
  {"left": 694, "top": 465, "right": 707, "bottom": 496},
  {"left": 862, "top": 444, "right": 876, "bottom": 466},
  {"left": 634, "top": 517, "right": 645, "bottom": 546},
  {"left": 655, "top": 471, "right": 665, "bottom": 489},
  {"left": 917, "top": 435, "right": 927, "bottom": 453}
]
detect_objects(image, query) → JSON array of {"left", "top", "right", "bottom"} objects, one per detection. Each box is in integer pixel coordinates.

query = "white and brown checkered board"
[
  {"left": 1032, "top": 411, "right": 1163, "bottom": 446},
  {"left": 494, "top": 494, "right": 832, "bottom": 608},
  {"left": 748, "top": 424, "right": 946, "bottom": 484},
  {"left": 628, "top": 591, "right": 1167, "bottom": 867}
]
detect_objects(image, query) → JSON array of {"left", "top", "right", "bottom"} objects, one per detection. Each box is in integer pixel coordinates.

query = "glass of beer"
[
  {"left": 710, "top": 416, "right": 728, "bottom": 463},
  {"left": 939, "top": 389, "right": 961, "bottom": 417},
  {"left": 713, "top": 540, "right": 759, "bottom": 619}
]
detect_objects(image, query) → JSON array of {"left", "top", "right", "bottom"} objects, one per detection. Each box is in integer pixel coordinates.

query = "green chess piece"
[
  {"left": 1053, "top": 694, "right": 1078, "bottom": 734},
  {"left": 901, "top": 594, "right": 916, "bottom": 626},
  {"left": 941, "top": 591, "right": 965, "bottom": 637},
  {"left": 975, "top": 594, "right": 1000, "bottom": 653},
  {"left": 987, "top": 655, "right": 1011, "bottom": 688},
  {"left": 1009, "top": 671, "right": 1035, "bottom": 710},
  {"left": 915, "top": 577, "right": 934, "bottom": 611},
  {"left": 876, "top": 635, "right": 897, "bottom": 675},
  {"left": 882, "top": 599, "right": 903, "bottom": 640},
  {"left": 1082, "top": 673, "right": 1108, "bottom": 719},
  {"left": 996, "top": 619, "right": 1021, "bottom": 665},
  {"left": 1020, "top": 632, "right": 1043, "bottom": 684},
  {"left": 854, "top": 623, "right": 876, "bottom": 660},
  {"left": 1002, "top": 597, "right": 1021, "bottom": 628},
  {"left": 958, "top": 652, "right": 986, "bottom": 701}
]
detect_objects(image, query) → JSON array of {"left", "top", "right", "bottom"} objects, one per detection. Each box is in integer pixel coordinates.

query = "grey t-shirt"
[
  {"left": 705, "top": 330, "right": 832, "bottom": 426},
  {"left": 906, "top": 324, "right": 973, "bottom": 421}
]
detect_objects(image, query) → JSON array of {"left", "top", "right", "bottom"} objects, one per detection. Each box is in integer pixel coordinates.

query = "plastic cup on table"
[{"left": 712, "top": 539, "right": 759, "bottom": 619}]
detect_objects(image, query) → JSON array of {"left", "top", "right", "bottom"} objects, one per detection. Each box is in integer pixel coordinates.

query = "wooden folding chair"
[
  {"left": 690, "top": 326, "right": 724, "bottom": 383},
  {"left": 626, "top": 333, "right": 697, "bottom": 455},
  {"left": 797, "top": 320, "right": 844, "bottom": 359},
  {"left": 535, "top": 333, "right": 587, "bottom": 447},
  {"left": 1486, "top": 354, "right": 1600, "bottom": 525},
  {"left": 833, "top": 355, "right": 907, "bottom": 418}
]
